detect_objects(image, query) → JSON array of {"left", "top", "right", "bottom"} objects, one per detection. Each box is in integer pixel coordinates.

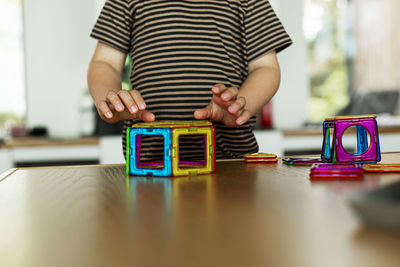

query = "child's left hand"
[{"left": 194, "top": 84, "right": 251, "bottom": 127}]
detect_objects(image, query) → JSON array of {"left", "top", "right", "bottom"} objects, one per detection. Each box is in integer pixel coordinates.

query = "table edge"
[{"left": 0, "top": 168, "right": 18, "bottom": 182}]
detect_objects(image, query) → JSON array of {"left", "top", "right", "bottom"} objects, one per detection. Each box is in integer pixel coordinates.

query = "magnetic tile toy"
[
  {"left": 310, "top": 173, "right": 364, "bottom": 179},
  {"left": 321, "top": 115, "right": 381, "bottom": 164},
  {"left": 311, "top": 163, "right": 364, "bottom": 173},
  {"left": 310, "top": 163, "right": 364, "bottom": 179},
  {"left": 363, "top": 164, "right": 400, "bottom": 173},
  {"left": 282, "top": 157, "right": 323, "bottom": 166},
  {"left": 126, "top": 121, "right": 216, "bottom": 177},
  {"left": 244, "top": 153, "right": 278, "bottom": 163}
]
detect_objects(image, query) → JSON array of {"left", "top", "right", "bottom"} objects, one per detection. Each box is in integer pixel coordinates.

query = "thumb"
[
  {"left": 194, "top": 104, "right": 212, "bottom": 120},
  {"left": 138, "top": 110, "right": 156, "bottom": 122}
]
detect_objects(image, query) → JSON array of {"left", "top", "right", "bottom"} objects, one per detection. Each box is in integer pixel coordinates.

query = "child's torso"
[
  {"left": 123, "top": 1, "right": 258, "bottom": 159},
  {"left": 128, "top": 1, "right": 248, "bottom": 118}
]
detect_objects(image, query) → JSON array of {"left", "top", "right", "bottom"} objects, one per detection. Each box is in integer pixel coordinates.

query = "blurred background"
[{"left": 1, "top": 0, "right": 400, "bottom": 172}]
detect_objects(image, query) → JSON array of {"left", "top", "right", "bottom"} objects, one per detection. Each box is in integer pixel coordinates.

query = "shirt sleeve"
[
  {"left": 245, "top": 0, "right": 293, "bottom": 63},
  {"left": 90, "top": 0, "right": 133, "bottom": 53}
]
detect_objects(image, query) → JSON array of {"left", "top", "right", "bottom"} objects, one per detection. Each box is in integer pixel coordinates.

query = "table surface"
[{"left": 1, "top": 154, "right": 400, "bottom": 267}]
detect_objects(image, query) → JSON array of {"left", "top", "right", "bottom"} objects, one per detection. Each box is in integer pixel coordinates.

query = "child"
[{"left": 88, "top": 0, "right": 292, "bottom": 160}]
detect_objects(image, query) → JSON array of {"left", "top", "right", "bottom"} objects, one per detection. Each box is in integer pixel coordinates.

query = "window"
[
  {"left": 303, "top": 0, "right": 351, "bottom": 122},
  {"left": 0, "top": 0, "right": 25, "bottom": 135}
]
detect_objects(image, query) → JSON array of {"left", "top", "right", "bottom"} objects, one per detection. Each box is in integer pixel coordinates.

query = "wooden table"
[{"left": 1, "top": 154, "right": 400, "bottom": 267}]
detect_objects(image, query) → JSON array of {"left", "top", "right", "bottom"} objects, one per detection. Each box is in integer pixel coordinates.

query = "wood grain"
[{"left": 0, "top": 154, "right": 400, "bottom": 267}]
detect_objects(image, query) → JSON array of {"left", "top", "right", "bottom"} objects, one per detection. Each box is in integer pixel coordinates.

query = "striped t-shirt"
[{"left": 91, "top": 0, "right": 292, "bottom": 160}]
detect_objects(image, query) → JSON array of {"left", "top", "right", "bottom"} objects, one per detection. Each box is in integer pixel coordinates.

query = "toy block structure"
[
  {"left": 126, "top": 121, "right": 216, "bottom": 177},
  {"left": 321, "top": 115, "right": 381, "bottom": 164}
]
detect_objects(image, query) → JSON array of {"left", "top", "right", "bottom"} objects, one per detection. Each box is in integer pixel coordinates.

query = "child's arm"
[
  {"left": 87, "top": 42, "right": 155, "bottom": 124},
  {"left": 194, "top": 50, "right": 280, "bottom": 127}
]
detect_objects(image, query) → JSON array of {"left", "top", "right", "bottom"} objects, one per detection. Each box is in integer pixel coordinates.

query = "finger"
[
  {"left": 235, "top": 108, "right": 245, "bottom": 118},
  {"left": 130, "top": 90, "right": 146, "bottom": 110},
  {"left": 228, "top": 96, "right": 246, "bottom": 114},
  {"left": 106, "top": 101, "right": 116, "bottom": 112},
  {"left": 236, "top": 110, "right": 251, "bottom": 126},
  {"left": 194, "top": 105, "right": 212, "bottom": 120},
  {"left": 118, "top": 90, "right": 138, "bottom": 114},
  {"left": 221, "top": 86, "right": 239, "bottom": 102},
  {"left": 211, "top": 94, "right": 235, "bottom": 109},
  {"left": 138, "top": 110, "right": 156, "bottom": 122},
  {"left": 211, "top": 84, "right": 227, "bottom": 96},
  {"left": 106, "top": 91, "right": 125, "bottom": 112},
  {"left": 98, "top": 101, "right": 113, "bottom": 119},
  {"left": 194, "top": 108, "right": 211, "bottom": 120}
]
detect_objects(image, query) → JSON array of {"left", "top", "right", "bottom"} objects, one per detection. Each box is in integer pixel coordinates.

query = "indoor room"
[{"left": 0, "top": 0, "right": 399, "bottom": 266}]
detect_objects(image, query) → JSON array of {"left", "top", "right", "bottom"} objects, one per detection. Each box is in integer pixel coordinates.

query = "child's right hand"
[{"left": 95, "top": 89, "right": 155, "bottom": 124}]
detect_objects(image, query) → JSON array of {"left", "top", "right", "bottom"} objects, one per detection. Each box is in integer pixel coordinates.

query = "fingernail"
[
  {"left": 237, "top": 118, "right": 244, "bottom": 125},
  {"left": 117, "top": 104, "right": 124, "bottom": 111},
  {"left": 212, "top": 86, "right": 219, "bottom": 92},
  {"left": 106, "top": 112, "right": 113, "bottom": 118},
  {"left": 229, "top": 106, "right": 237, "bottom": 113},
  {"left": 139, "top": 103, "right": 146, "bottom": 110},
  {"left": 130, "top": 106, "right": 137, "bottom": 113},
  {"left": 222, "top": 94, "right": 229, "bottom": 100}
]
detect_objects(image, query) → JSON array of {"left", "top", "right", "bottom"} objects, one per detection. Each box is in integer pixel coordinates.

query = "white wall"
[
  {"left": 95, "top": 0, "right": 106, "bottom": 14},
  {"left": 270, "top": 0, "right": 309, "bottom": 129},
  {"left": 23, "top": 0, "right": 98, "bottom": 137}
]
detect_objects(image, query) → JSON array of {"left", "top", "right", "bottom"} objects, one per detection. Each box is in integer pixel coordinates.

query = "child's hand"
[
  {"left": 194, "top": 84, "right": 251, "bottom": 127},
  {"left": 95, "top": 89, "right": 155, "bottom": 124}
]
